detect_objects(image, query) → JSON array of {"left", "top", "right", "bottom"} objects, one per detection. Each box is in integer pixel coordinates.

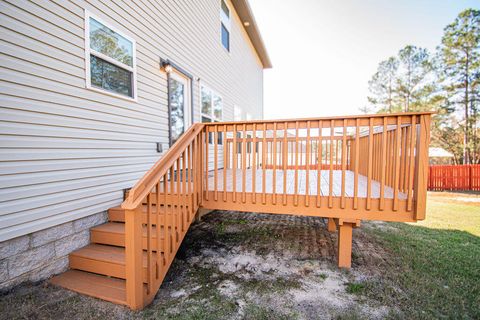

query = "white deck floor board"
[{"left": 207, "top": 169, "right": 406, "bottom": 200}]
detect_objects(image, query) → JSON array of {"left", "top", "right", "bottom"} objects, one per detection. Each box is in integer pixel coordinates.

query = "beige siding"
[{"left": 0, "top": 0, "right": 264, "bottom": 241}]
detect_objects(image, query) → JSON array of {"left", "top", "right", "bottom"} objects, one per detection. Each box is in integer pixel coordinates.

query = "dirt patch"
[
  {"left": 427, "top": 191, "right": 480, "bottom": 206},
  {"left": 1, "top": 211, "right": 395, "bottom": 320}
]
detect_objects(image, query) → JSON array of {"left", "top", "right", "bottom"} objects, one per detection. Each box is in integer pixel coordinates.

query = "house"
[
  {"left": 429, "top": 147, "right": 454, "bottom": 164},
  {"left": 0, "top": 0, "right": 271, "bottom": 291},
  {"left": 0, "top": 0, "right": 433, "bottom": 311}
]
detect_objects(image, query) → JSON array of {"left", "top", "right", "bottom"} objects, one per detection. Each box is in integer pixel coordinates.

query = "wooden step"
[
  {"left": 91, "top": 222, "right": 170, "bottom": 251},
  {"left": 69, "top": 244, "right": 160, "bottom": 283},
  {"left": 49, "top": 270, "right": 127, "bottom": 305}
]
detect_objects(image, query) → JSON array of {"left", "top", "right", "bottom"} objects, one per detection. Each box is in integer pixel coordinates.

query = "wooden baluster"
[
  {"left": 305, "top": 121, "right": 311, "bottom": 206},
  {"left": 393, "top": 116, "right": 401, "bottom": 211},
  {"left": 146, "top": 193, "right": 153, "bottom": 293},
  {"left": 328, "top": 120, "right": 334, "bottom": 208},
  {"left": 223, "top": 126, "right": 228, "bottom": 202},
  {"left": 262, "top": 124, "right": 267, "bottom": 204},
  {"left": 341, "top": 119, "right": 347, "bottom": 209},
  {"left": 367, "top": 118, "right": 373, "bottom": 210},
  {"left": 233, "top": 125, "right": 237, "bottom": 202},
  {"left": 169, "top": 166, "right": 176, "bottom": 246},
  {"left": 156, "top": 181, "right": 161, "bottom": 272},
  {"left": 282, "top": 123, "right": 288, "bottom": 205},
  {"left": 353, "top": 119, "right": 359, "bottom": 209},
  {"left": 407, "top": 115, "right": 417, "bottom": 211},
  {"left": 272, "top": 122, "right": 277, "bottom": 204},
  {"left": 204, "top": 129, "right": 209, "bottom": 201},
  {"left": 252, "top": 124, "right": 257, "bottom": 204},
  {"left": 163, "top": 174, "right": 169, "bottom": 262},
  {"left": 214, "top": 126, "right": 218, "bottom": 201},
  {"left": 380, "top": 117, "right": 387, "bottom": 210},
  {"left": 182, "top": 150, "right": 187, "bottom": 228},
  {"left": 242, "top": 124, "right": 247, "bottom": 203},
  {"left": 176, "top": 159, "right": 181, "bottom": 234},
  {"left": 188, "top": 144, "right": 193, "bottom": 219},
  {"left": 294, "top": 121, "right": 299, "bottom": 206},
  {"left": 317, "top": 120, "right": 322, "bottom": 207}
]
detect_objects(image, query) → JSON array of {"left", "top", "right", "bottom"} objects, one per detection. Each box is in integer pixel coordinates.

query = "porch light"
[{"left": 160, "top": 58, "right": 173, "bottom": 73}]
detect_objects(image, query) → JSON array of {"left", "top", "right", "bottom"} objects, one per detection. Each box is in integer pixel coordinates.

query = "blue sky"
[{"left": 249, "top": 0, "right": 479, "bottom": 119}]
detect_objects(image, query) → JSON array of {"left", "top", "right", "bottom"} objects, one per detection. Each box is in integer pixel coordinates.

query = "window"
[
  {"left": 85, "top": 11, "right": 136, "bottom": 99},
  {"left": 234, "top": 105, "right": 243, "bottom": 121},
  {"left": 220, "top": 0, "right": 230, "bottom": 51},
  {"left": 201, "top": 85, "right": 223, "bottom": 144}
]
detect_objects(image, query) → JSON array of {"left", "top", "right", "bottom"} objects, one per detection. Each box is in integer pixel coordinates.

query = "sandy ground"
[{"left": 0, "top": 211, "right": 396, "bottom": 320}]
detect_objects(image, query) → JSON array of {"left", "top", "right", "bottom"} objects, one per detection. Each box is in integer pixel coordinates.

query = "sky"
[{"left": 249, "top": 0, "right": 479, "bottom": 120}]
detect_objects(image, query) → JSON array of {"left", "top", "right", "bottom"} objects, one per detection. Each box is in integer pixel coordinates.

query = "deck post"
[
  {"left": 327, "top": 218, "right": 337, "bottom": 232},
  {"left": 125, "top": 208, "right": 144, "bottom": 309},
  {"left": 337, "top": 222, "right": 353, "bottom": 268}
]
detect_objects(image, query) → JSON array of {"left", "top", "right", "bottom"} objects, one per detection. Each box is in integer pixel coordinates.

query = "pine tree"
[{"left": 439, "top": 9, "right": 480, "bottom": 164}]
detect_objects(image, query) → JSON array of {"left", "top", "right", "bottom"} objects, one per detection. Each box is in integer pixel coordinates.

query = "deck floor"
[{"left": 207, "top": 169, "right": 406, "bottom": 199}]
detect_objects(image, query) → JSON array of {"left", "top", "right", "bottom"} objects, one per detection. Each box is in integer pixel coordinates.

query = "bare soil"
[{"left": 0, "top": 211, "right": 396, "bottom": 320}]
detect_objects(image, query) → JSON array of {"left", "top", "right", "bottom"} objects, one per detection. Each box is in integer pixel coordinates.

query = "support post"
[
  {"left": 125, "top": 208, "right": 144, "bottom": 309},
  {"left": 327, "top": 218, "right": 337, "bottom": 232},
  {"left": 337, "top": 222, "right": 353, "bottom": 268}
]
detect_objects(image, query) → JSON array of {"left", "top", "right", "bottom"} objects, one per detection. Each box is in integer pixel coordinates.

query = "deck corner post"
[
  {"left": 337, "top": 221, "right": 354, "bottom": 268},
  {"left": 327, "top": 218, "right": 337, "bottom": 232},
  {"left": 125, "top": 207, "right": 144, "bottom": 310}
]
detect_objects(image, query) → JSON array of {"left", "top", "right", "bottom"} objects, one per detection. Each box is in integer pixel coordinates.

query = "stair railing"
[{"left": 121, "top": 123, "right": 205, "bottom": 309}]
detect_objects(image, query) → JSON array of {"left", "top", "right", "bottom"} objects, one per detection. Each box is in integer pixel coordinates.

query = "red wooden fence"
[{"left": 428, "top": 165, "right": 480, "bottom": 191}]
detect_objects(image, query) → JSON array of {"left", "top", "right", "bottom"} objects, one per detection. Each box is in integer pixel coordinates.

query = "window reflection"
[
  {"left": 169, "top": 78, "right": 185, "bottom": 144},
  {"left": 90, "top": 55, "right": 132, "bottom": 96}
]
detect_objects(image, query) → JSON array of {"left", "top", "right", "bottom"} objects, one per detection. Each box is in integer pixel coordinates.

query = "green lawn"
[{"left": 361, "top": 194, "right": 480, "bottom": 319}]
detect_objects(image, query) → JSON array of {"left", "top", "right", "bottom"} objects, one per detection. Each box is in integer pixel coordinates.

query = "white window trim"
[
  {"left": 200, "top": 84, "right": 223, "bottom": 122},
  {"left": 220, "top": 0, "right": 231, "bottom": 53},
  {"left": 84, "top": 10, "right": 138, "bottom": 101}
]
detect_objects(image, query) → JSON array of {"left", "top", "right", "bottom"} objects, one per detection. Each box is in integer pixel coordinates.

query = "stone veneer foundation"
[{"left": 0, "top": 211, "right": 108, "bottom": 291}]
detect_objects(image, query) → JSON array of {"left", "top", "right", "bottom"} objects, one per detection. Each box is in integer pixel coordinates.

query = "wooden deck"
[
  {"left": 207, "top": 169, "right": 407, "bottom": 199},
  {"left": 50, "top": 113, "right": 432, "bottom": 310}
]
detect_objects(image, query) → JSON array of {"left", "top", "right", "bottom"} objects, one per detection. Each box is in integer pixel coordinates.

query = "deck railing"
[
  {"left": 121, "top": 123, "right": 204, "bottom": 309},
  {"left": 120, "top": 112, "right": 432, "bottom": 309},
  {"left": 202, "top": 113, "right": 431, "bottom": 221}
]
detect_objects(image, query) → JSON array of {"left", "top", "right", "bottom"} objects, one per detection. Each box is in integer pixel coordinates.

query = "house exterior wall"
[
  {"left": 0, "top": 0, "right": 264, "bottom": 242},
  {"left": 0, "top": 0, "right": 264, "bottom": 288}
]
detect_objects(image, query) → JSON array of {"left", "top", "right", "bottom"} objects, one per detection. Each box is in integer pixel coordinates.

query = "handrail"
[{"left": 121, "top": 123, "right": 205, "bottom": 210}]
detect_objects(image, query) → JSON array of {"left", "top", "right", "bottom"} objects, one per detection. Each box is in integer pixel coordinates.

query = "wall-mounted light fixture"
[{"left": 160, "top": 58, "right": 173, "bottom": 73}]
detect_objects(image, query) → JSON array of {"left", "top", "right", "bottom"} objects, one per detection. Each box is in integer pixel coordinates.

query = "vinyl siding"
[{"left": 0, "top": 0, "right": 264, "bottom": 241}]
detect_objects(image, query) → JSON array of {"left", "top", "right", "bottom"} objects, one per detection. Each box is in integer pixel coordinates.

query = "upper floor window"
[
  {"left": 220, "top": 0, "right": 230, "bottom": 51},
  {"left": 201, "top": 85, "right": 223, "bottom": 144},
  {"left": 85, "top": 11, "right": 136, "bottom": 99}
]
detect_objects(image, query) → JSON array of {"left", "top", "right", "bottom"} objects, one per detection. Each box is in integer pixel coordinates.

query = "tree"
[
  {"left": 439, "top": 9, "right": 480, "bottom": 164},
  {"left": 368, "top": 57, "right": 399, "bottom": 113},
  {"left": 396, "top": 45, "right": 433, "bottom": 112}
]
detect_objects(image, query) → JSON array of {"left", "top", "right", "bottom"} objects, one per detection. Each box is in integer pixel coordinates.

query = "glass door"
[{"left": 168, "top": 72, "right": 191, "bottom": 145}]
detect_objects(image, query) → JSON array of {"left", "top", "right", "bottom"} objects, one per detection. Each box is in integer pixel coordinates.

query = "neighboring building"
[
  {"left": 429, "top": 147, "right": 454, "bottom": 164},
  {"left": 0, "top": 0, "right": 270, "bottom": 289}
]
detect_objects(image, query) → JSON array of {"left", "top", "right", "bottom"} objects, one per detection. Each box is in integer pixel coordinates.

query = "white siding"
[{"left": 0, "top": 0, "right": 264, "bottom": 241}]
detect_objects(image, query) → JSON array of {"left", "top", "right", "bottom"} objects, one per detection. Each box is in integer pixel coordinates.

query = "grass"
[{"left": 361, "top": 195, "right": 480, "bottom": 319}]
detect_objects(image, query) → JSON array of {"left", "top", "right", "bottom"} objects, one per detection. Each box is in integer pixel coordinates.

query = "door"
[{"left": 168, "top": 72, "right": 191, "bottom": 145}]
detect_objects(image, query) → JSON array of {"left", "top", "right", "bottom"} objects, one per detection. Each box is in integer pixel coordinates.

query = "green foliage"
[{"left": 366, "top": 9, "right": 480, "bottom": 164}]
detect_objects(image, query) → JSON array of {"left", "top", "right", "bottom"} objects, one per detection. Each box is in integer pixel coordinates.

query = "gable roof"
[{"left": 231, "top": 0, "right": 272, "bottom": 68}]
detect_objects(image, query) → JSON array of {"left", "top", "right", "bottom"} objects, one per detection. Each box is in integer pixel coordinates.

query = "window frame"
[
  {"left": 220, "top": 0, "right": 231, "bottom": 52},
  {"left": 84, "top": 10, "right": 138, "bottom": 101},
  {"left": 200, "top": 84, "right": 224, "bottom": 144}
]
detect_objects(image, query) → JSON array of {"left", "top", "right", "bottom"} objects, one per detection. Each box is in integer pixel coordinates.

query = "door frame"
[{"left": 164, "top": 58, "right": 194, "bottom": 146}]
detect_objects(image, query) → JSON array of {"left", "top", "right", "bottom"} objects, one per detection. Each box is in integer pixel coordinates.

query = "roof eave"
[{"left": 231, "top": 0, "right": 272, "bottom": 69}]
